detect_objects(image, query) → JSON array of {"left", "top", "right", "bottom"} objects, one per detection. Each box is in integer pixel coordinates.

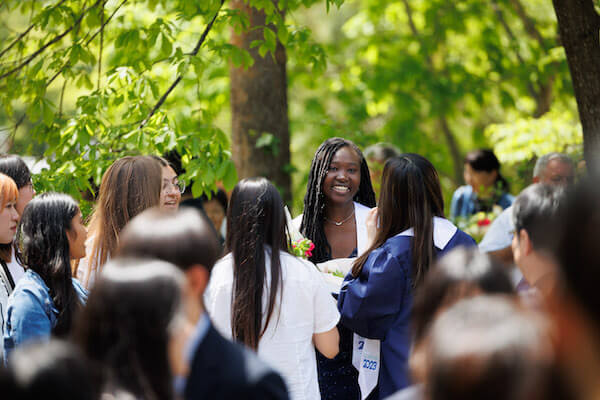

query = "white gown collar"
[{"left": 394, "top": 217, "right": 457, "bottom": 250}]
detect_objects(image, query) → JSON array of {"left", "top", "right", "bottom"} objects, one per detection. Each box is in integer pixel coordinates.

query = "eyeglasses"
[{"left": 162, "top": 179, "right": 185, "bottom": 194}]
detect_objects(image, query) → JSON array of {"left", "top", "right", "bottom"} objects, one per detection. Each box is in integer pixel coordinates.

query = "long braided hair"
[{"left": 300, "top": 138, "right": 376, "bottom": 263}]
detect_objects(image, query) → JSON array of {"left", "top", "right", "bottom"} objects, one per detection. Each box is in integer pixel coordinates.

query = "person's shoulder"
[
  {"left": 452, "top": 185, "right": 472, "bottom": 198},
  {"left": 280, "top": 252, "right": 319, "bottom": 280},
  {"left": 188, "top": 326, "right": 288, "bottom": 398}
]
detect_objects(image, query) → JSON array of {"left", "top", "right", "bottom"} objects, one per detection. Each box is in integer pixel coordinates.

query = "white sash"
[
  {"left": 352, "top": 335, "right": 381, "bottom": 399},
  {"left": 351, "top": 217, "right": 458, "bottom": 397}
]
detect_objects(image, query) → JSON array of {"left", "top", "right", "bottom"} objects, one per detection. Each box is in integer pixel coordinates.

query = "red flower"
[
  {"left": 477, "top": 218, "right": 491, "bottom": 227},
  {"left": 308, "top": 243, "right": 315, "bottom": 251}
]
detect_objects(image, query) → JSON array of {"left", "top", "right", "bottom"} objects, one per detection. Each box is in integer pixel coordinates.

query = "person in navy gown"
[{"left": 338, "top": 154, "right": 476, "bottom": 399}]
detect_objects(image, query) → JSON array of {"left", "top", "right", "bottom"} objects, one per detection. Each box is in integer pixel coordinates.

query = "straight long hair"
[
  {"left": 16, "top": 193, "right": 81, "bottom": 336},
  {"left": 352, "top": 154, "right": 444, "bottom": 287},
  {"left": 226, "top": 177, "right": 287, "bottom": 350},
  {"left": 82, "top": 156, "right": 162, "bottom": 284},
  {"left": 300, "top": 138, "right": 376, "bottom": 263}
]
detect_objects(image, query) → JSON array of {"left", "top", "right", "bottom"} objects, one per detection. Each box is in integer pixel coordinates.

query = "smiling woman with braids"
[{"left": 293, "top": 137, "right": 376, "bottom": 400}]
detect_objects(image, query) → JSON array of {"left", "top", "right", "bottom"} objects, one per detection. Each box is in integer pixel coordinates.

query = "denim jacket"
[{"left": 3, "top": 269, "right": 87, "bottom": 359}]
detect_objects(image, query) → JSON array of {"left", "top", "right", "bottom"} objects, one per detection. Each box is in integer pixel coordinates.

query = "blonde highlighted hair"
[{"left": 0, "top": 173, "right": 18, "bottom": 262}]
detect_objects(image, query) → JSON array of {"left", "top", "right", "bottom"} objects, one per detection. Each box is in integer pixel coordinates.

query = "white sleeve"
[
  {"left": 309, "top": 263, "right": 340, "bottom": 333},
  {"left": 479, "top": 208, "right": 515, "bottom": 252}
]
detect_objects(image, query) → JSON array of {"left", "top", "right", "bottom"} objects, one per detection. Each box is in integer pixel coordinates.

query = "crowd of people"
[{"left": 0, "top": 141, "right": 596, "bottom": 400}]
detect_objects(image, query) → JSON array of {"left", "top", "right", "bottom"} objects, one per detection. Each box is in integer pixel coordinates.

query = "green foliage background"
[{"left": 0, "top": 0, "right": 583, "bottom": 216}]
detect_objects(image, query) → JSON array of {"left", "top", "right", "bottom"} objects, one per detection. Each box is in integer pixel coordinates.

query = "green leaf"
[
  {"left": 222, "top": 161, "right": 238, "bottom": 190},
  {"left": 264, "top": 27, "right": 277, "bottom": 53}
]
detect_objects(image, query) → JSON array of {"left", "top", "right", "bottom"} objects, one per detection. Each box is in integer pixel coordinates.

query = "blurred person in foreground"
[
  {"left": 117, "top": 207, "right": 288, "bottom": 400},
  {"left": 479, "top": 152, "right": 575, "bottom": 266},
  {"left": 4, "top": 339, "right": 95, "bottom": 400},
  {"left": 548, "top": 177, "right": 600, "bottom": 399},
  {"left": 424, "top": 295, "right": 553, "bottom": 400},
  {"left": 386, "top": 247, "right": 514, "bottom": 400}
]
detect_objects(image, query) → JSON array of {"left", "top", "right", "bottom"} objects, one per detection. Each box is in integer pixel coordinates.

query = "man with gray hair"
[{"left": 479, "top": 152, "right": 574, "bottom": 269}]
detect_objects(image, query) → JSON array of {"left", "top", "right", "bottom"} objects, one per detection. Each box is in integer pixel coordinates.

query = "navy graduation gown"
[{"left": 337, "top": 222, "right": 476, "bottom": 399}]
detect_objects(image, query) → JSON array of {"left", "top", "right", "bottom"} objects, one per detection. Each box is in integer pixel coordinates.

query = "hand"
[{"left": 366, "top": 207, "right": 379, "bottom": 247}]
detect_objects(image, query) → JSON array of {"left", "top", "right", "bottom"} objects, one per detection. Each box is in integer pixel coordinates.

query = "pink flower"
[
  {"left": 305, "top": 250, "right": 312, "bottom": 257},
  {"left": 308, "top": 243, "right": 315, "bottom": 251}
]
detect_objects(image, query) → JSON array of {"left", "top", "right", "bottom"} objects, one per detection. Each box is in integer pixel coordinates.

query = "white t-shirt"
[{"left": 205, "top": 250, "right": 340, "bottom": 400}]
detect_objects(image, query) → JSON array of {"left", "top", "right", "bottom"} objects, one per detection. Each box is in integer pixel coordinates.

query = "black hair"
[
  {"left": 7, "top": 340, "right": 96, "bottom": 400},
  {"left": 300, "top": 137, "right": 376, "bottom": 263},
  {"left": 412, "top": 247, "right": 514, "bottom": 342},
  {"left": 0, "top": 155, "right": 31, "bottom": 189},
  {"left": 226, "top": 177, "right": 287, "bottom": 350},
  {"left": 353, "top": 154, "right": 444, "bottom": 287},
  {"left": 74, "top": 259, "right": 185, "bottom": 400},
  {"left": 426, "top": 295, "right": 551, "bottom": 400},
  {"left": 200, "top": 188, "right": 228, "bottom": 213},
  {"left": 555, "top": 178, "right": 600, "bottom": 332},
  {"left": 118, "top": 207, "right": 222, "bottom": 271},
  {"left": 464, "top": 149, "right": 509, "bottom": 193},
  {"left": 16, "top": 193, "right": 81, "bottom": 336},
  {"left": 512, "top": 184, "right": 566, "bottom": 250}
]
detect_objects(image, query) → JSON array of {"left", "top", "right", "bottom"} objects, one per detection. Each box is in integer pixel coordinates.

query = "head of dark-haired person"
[
  {"left": 75, "top": 259, "right": 186, "bottom": 400},
  {"left": 409, "top": 247, "right": 514, "bottom": 384},
  {"left": 548, "top": 178, "right": 600, "bottom": 400},
  {"left": 425, "top": 295, "right": 552, "bottom": 400},
  {"left": 457, "top": 149, "right": 512, "bottom": 216},
  {"left": 200, "top": 188, "right": 228, "bottom": 236},
  {"left": 118, "top": 207, "right": 221, "bottom": 323},
  {"left": 511, "top": 184, "right": 566, "bottom": 298},
  {"left": 0, "top": 155, "right": 34, "bottom": 216},
  {"left": 15, "top": 193, "right": 86, "bottom": 336},
  {"left": 225, "top": 177, "right": 288, "bottom": 350},
  {"left": 6, "top": 340, "right": 96, "bottom": 400},
  {"left": 300, "top": 137, "right": 376, "bottom": 263},
  {"left": 352, "top": 154, "right": 444, "bottom": 286}
]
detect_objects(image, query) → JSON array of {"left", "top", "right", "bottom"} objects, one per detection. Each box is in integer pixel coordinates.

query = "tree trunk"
[
  {"left": 230, "top": 1, "right": 291, "bottom": 200},
  {"left": 552, "top": 0, "right": 600, "bottom": 173}
]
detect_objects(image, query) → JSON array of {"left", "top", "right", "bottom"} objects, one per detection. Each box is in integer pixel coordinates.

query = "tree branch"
[
  {"left": 0, "top": 0, "right": 70, "bottom": 60},
  {"left": 97, "top": 1, "right": 105, "bottom": 90},
  {"left": 0, "top": 0, "right": 102, "bottom": 81},
  {"left": 139, "top": 0, "right": 225, "bottom": 130}
]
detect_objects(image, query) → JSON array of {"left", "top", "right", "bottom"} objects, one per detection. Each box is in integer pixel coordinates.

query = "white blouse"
[{"left": 205, "top": 250, "right": 340, "bottom": 400}]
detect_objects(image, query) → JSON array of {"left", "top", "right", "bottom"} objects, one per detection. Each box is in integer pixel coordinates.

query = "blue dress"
[
  {"left": 338, "top": 219, "right": 476, "bottom": 399},
  {"left": 450, "top": 185, "right": 514, "bottom": 219}
]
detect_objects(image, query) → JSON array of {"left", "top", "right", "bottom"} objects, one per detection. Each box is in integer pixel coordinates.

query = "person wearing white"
[
  {"left": 205, "top": 178, "right": 340, "bottom": 400},
  {"left": 206, "top": 251, "right": 340, "bottom": 400}
]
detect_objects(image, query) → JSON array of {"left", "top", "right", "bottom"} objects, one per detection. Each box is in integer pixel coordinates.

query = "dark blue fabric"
[{"left": 338, "top": 229, "right": 476, "bottom": 399}]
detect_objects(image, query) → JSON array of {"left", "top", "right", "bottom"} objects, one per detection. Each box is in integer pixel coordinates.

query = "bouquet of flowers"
[
  {"left": 284, "top": 206, "right": 315, "bottom": 259},
  {"left": 454, "top": 205, "right": 504, "bottom": 243}
]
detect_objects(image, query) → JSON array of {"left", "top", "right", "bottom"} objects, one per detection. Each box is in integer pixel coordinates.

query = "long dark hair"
[
  {"left": 352, "top": 154, "right": 444, "bottom": 287},
  {"left": 74, "top": 259, "right": 184, "bottom": 400},
  {"left": 226, "top": 177, "right": 287, "bottom": 350},
  {"left": 300, "top": 138, "right": 376, "bottom": 263},
  {"left": 16, "top": 193, "right": 81, "bottom": 336}
]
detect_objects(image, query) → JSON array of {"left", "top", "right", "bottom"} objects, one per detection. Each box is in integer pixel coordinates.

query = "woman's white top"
[
  {"left": 205, "top": 250, "right": 340, "bottom": 400},
  {"left": 292, "top": 201, "right": 372, "bottom": 256}
]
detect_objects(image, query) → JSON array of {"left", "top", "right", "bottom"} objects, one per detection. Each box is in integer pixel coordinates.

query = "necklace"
[{"left": 325, "top": 208, "right": 355, "bottom": 226}]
